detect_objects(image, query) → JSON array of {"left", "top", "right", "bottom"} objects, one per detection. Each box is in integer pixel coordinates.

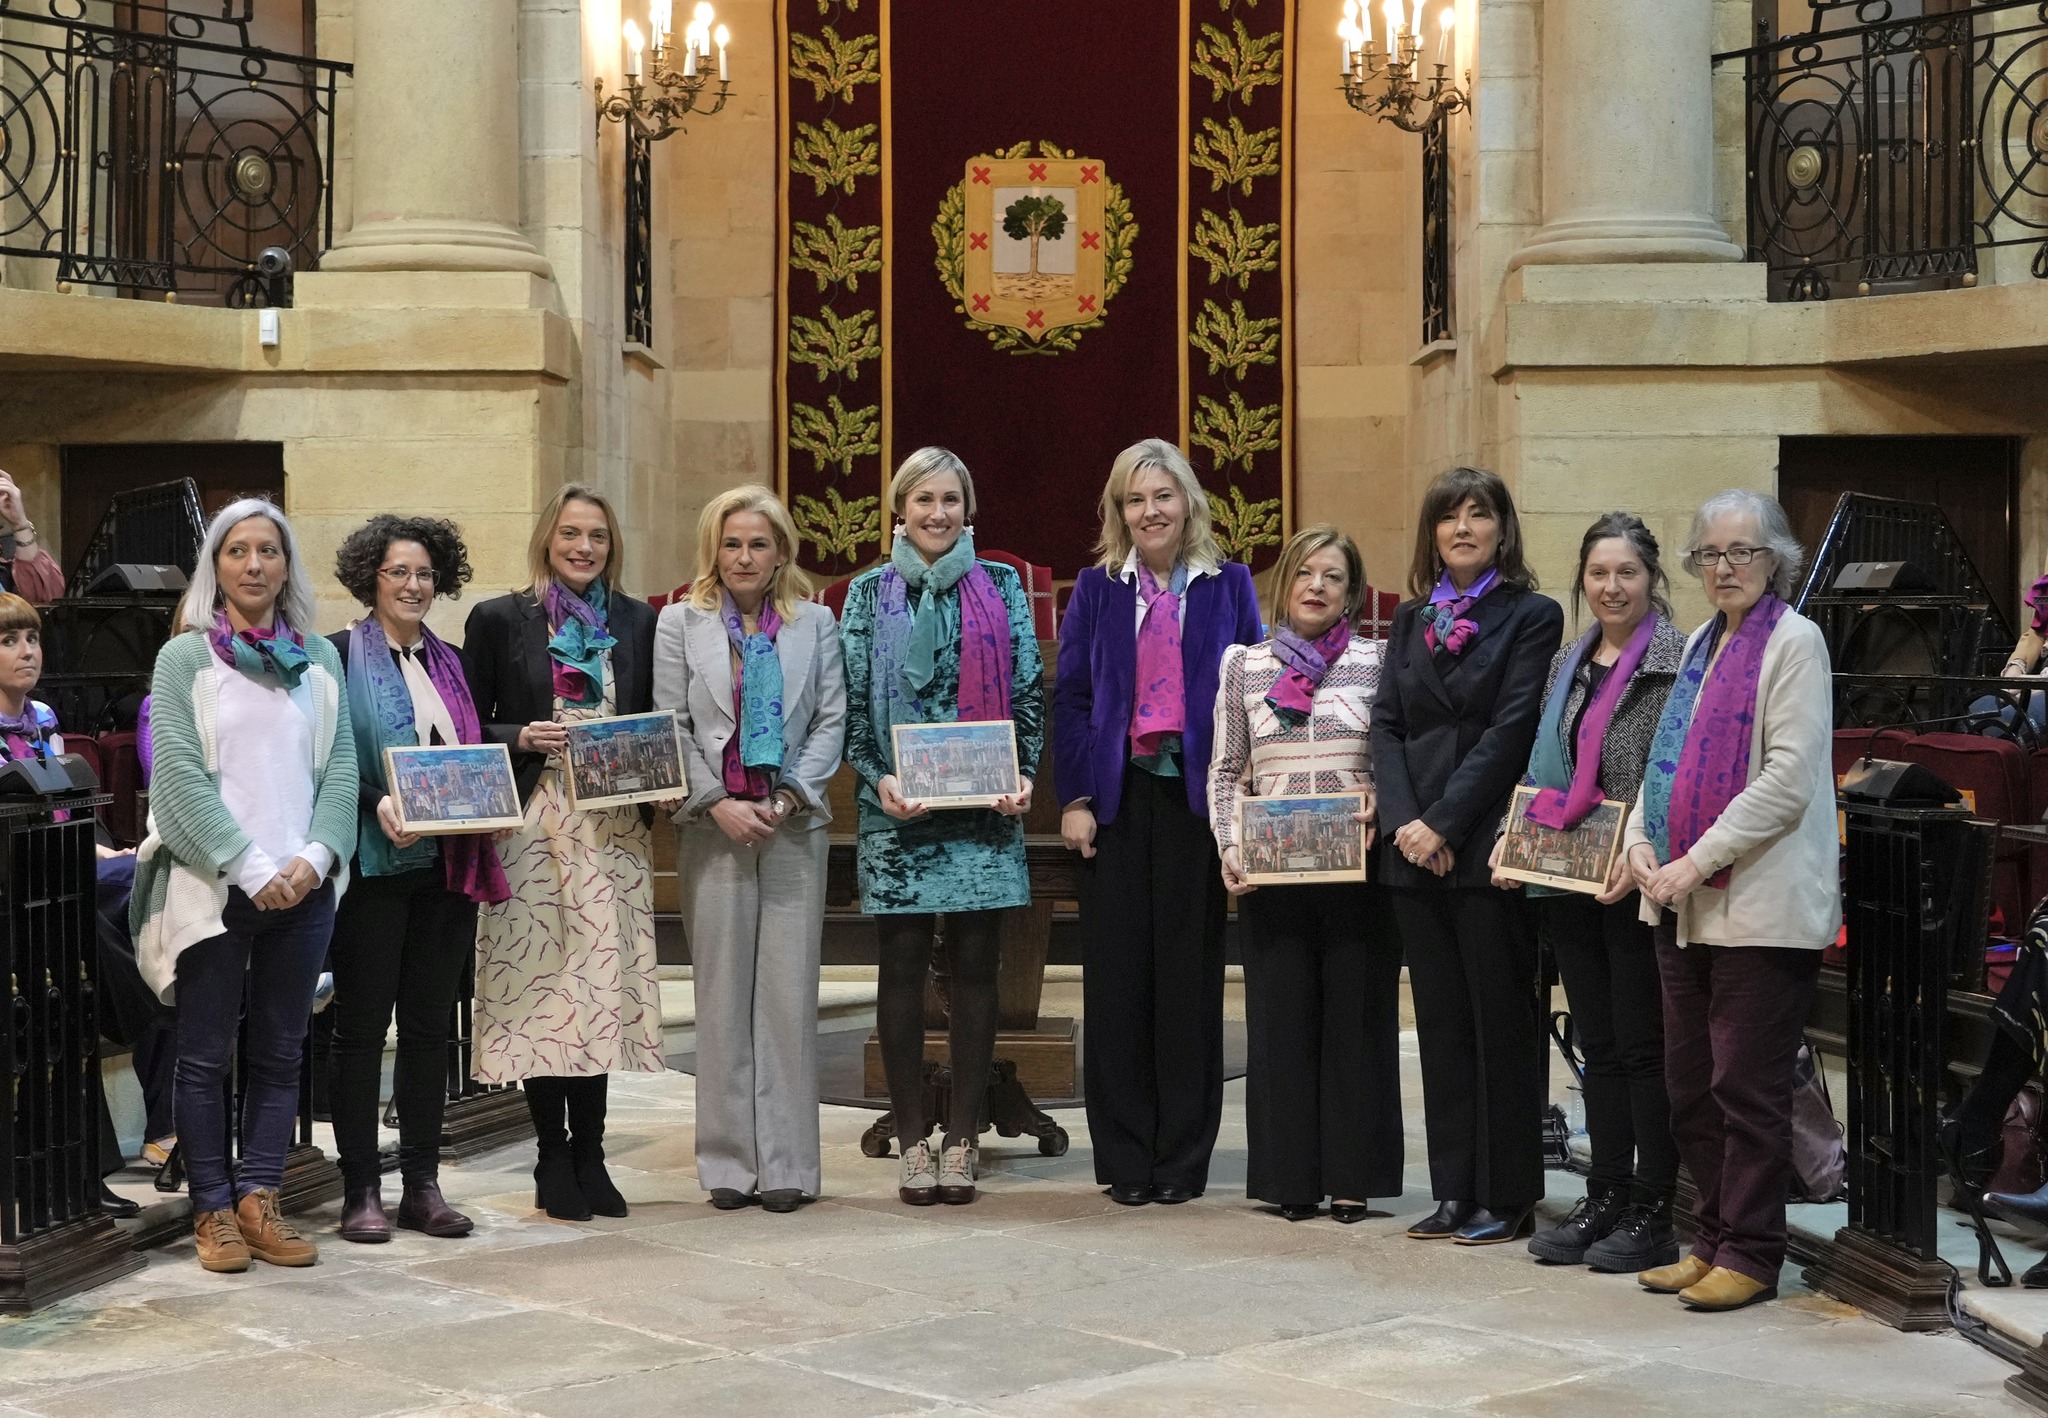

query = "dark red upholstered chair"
[
  {"left": 1897, "top": 732, "right": 2030, "bottom": 931},
  {"left": 975, "top": 549, "right": 1056, "bottom": 640},
  {"left": 1357, "top": 587, "right": 1403, "bottom": 643},
  {"left": 97, "top": 731, "right": 144, "bottom": 847}
]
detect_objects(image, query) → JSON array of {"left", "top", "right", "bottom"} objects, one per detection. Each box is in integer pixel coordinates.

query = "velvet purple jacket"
[{"left": 1053, "top": 561, "right": 1262, "bottom": 824}]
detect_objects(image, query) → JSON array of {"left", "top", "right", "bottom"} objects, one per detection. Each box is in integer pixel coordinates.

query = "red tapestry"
[{"left": 775, "top": 0, "right": 1295, "bottom": 580}]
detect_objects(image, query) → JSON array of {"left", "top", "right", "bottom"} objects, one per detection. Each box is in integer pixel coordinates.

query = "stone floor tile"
[
  {"left": 1670, "top": 1314, "right": 2026, "bottom": 1414},
  {"left": 0, "top": 1302, "right": 267, "bottom": 1387},
  {"left": 1226, "top": 1315, "right": 1627, "bottom": 1407},
  {"left": 1471, "top": 1358, "right": 1966, "bottom": 1417},
  {"left": 25, "top": 1349, "right": 438, "bottom": 1418},
  {"left": 630, "top": 1198, "right": 956, "bottom": 1266},
  {"left": 507, "top": 1355, "right": 931, "bottom": 1418},
  {"left": 578, "top": 1251, "right": 948, "bottom": 1352},
  {"left": 144, "top": 1269, "right": 525, "bottom": 1345},
  {"left": 1210, "top": 1228, "right": 1544, "bottom": 1309},
  {"left": 812, "top": 1232, "right": 1170, "bottom": 1308},
  {"left": 1009, "top": 1200, "right": 1334, "bottom": 1269},
  {"left": 1443, "top": 1275, "right": 1833, "bottom": 1361},
  {"left": 403, "top": 1233, "right": 699, "bottom": 1306},
  {"left": 831, "top": 1183, "right": 1127, "bottom": 1231},
  {"left": 996, "top": 1269, "right": 1407, "bottom": 1358},
  {"left": 987, "top": 1358, "right": 1447, "bottom": 1417},
  {"left": 779, "top": 1311, "right": 1174, "bottom": 1405},
  {"left": 309, "top": 1307, "right": 712, "bottom": 1399}
]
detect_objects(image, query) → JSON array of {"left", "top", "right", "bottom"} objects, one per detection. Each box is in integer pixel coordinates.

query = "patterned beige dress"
[{"left": 472, "top": 662, "right": 665, "bottom": 1083}]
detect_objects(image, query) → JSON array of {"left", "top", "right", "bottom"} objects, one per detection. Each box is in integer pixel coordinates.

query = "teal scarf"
[
  {"left": 545, "top": 579, "right": 615, "bottom": 707},
  {"left": 720, "top": 592, "right": 785, "bottom": 791},
  {"left": 892, "top": 529, "right": 980, "bottom": 695}
]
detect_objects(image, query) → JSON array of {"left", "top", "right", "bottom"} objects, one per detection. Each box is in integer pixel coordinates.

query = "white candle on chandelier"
[
  {"left": 715, "top": 23, "right": 730, "bottom": 80},
  {"left": 1338, "top": 22, "right": 1353, "bottom": 75},
  {"left": 651, "top": 0, "right": 671, "bottom": 46},
  {"left": 1382, "top": 0, "right": 1404, "bottom": 56},
  {"left": 1439, "top": 6, "right": 1454, "bottom": 64},
  {"left": 1411, "top": 0, "right": 1425, "bottom": 42},
  {"left": 623, "top": 18, "right": 643, "bottom": 77},
  {"left": 682, "top": 32, "right": 697, "bottom": 76}
]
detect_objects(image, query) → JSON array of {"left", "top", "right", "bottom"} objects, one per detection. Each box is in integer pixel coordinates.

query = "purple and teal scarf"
[
  {"left": 2028, "top": 573, "right": 2048, "bottom": 639},
  {"left": 346, "top": 617, "right": 510, "bottom": 904},
  {"left": 209, "top": 611, "right": 310, "bottom": 689},
  {"left": 544, "top": 579, "right": 615, "bottom": 707},
  {"left": 720, "top": 592, "right": 784, "bottom": 798},
  {"left": 1130, "top": 562, "right": 1188, "bottom": 765},
  {"left": 1424, "top": 567, "right": 1500, "bottom": 657},
  {"left": 1266, "top": 618, "right": 1353, "bottom": 729},
  {"left": 1524, "top": 614, "right": 1661, "bottom": 831},
  {"left": 873, "top": 529, "right": 1012, "bottom": 725},
  {"left": 1641, "top": 595, "right": 1788, "bottom": 890},
  {"left": 0, "top": 699, "right": 57, "bottom": 764}
]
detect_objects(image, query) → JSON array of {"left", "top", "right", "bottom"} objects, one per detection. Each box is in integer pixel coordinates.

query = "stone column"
[
  {"left": 1511, "top": 0, "right": 1741, "bottom": 265},
  {"left": 321, "top": 0, "right": 552, "bottom": 277}
]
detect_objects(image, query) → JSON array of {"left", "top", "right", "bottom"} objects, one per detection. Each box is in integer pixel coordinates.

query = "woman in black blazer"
[
  {"left": 1374, "top": 466, "right": 1564, "bottom": 1245},
  {"left": 462, "top": 484, "right": 663, "bottom": 1223}
]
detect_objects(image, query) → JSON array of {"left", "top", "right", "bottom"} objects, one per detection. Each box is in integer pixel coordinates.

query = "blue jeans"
[{"left": 174, "top": 882, "right": 336, "bottom": 1212}]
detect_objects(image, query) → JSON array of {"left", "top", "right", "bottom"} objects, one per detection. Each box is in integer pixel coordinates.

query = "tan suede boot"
[
  {"left": 1679, "top": 1265, "right": 1778, "bottom": 1311},
  {"left": 193, "top": 1208, "right": 250, "bottom": 1273},
  {"left": 1638, "top": 1253, "right": 1713, "bottom": 1294},
  {"left": 235, "top": 1188, "right": 318, "bottom": 1267}
]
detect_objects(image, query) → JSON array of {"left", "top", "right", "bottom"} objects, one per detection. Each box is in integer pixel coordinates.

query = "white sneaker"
[
  {"left": 898, "top": 1139, "right": 938, "bottom": 1206},
  {"left": 938, "top": 1141, "right": 977, "bottom": 1205}
]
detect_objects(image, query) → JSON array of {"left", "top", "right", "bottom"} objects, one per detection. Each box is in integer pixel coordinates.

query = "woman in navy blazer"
[
  {"left": 1054, "top": 438, "right": 1262, "bottom": 1205},
  {"left": 1374, "top": 467, "right": 1564, "bottom": 1246}
]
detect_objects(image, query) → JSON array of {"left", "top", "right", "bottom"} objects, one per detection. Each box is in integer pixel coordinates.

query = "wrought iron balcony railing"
[
  {"left": 0, "top": 0, "right": 348, "bottom": 306},
  {"left": 1718, "top": 0, "right": 2048, "bottom": 302}
]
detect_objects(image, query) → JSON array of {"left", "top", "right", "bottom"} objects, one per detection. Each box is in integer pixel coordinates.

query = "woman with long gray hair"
[
  {"left": 1622, "top": 488, "right": 1836, "bottom": 1313},
  {"left": 133, "top": 498, "right": 358, "bottom": 1273}
]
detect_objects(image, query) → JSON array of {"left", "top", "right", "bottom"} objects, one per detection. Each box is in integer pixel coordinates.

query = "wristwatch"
[
  {"left": 770, "top": 789, "right": 798, "bottom": 820},
  {"left": 9, "top": 521, "right": 34, "bottom": 546}
]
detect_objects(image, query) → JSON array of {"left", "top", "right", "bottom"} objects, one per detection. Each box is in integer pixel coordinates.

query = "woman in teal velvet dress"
[{"left": 840, "top": 447, "right": 1044, "bottom": 1207}]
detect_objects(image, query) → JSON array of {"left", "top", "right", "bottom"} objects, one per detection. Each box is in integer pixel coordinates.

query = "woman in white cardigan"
[
  {"left": 654, "top": 486, "right": 846, "bottom": 1214},
  {"left": 1211, "top": 526, "right": 1401, "bottom": 1224},
  {"left": 1621, "top": 488, "right": 1837, "bottom": 1314}
]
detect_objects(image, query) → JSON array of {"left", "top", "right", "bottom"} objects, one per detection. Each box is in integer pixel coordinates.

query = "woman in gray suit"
[{"left": 654, "top": 486, "right": 847, "bottom": 1213}]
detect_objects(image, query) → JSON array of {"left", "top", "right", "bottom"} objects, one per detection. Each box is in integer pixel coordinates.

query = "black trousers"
[
  {"left": 1540, "top": 889, "right": 1678, "bottom": 1203},
  {"left": 1242, "top": 882, "right": 1405, "bottom": 1205},
  {"left": 1079, "top": 767, "right": 1227, "bottom": 1191},
  {"left": 1392, "top": 886, "right": 1544, "bottom": 1212},
  {"left": 876, "top": 909, "right": 1002, "bottom": 1147},
  {"left": 327, "top": 867, "right": 478, "bottom": 1189}
]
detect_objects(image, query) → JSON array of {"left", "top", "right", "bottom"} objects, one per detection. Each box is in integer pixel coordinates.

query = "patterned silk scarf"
[
  {"left": 1423, "top": 567, "right": 1500, "bottom": 656},
  {"left": 2028, "top": 573, "right": 2048, "bottom": 639},
  {"left": 209, "top": 611, "right": 310, "bottom": 689},
  {"left": 1129, "top": 562, "right": 1188, "bottom": 762},
  {"left": 1641, "top": 594, "right": 1788, "bottom": 890},
  {"left": 0, "top": 699, "right": 57, "bottom": 763},
  {"left": 1266, "top": 618, "right": 1353, "bottom": 729},
  {"left": 1524, "top": 614, "right": 1661, "bottom": 831},
  {"left": 879, "top": 529, "right": 1013, "bottom": 721},
  {"left": 346, "top": 617, "right": 510, "bottom": 904},
  {"left": 720, "top": 592, "right": 784, "bottom": 798},
  {"left": 544, "top": 579, "right": 615, "bottom": 707}
]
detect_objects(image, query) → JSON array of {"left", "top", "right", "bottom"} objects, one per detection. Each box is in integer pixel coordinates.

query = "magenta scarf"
[
  {"left": 952, "top": 571, "right": 1012, "bottom": 720},
  {"left": 1266, "top": 619, "right": 1352, "bottom": 727},
  {"left": 1523, "top": 614, "right": 1660, "bottom": 831},
  {"left": 1644, "top": 594, "right": 1789, "bottom": 891},
  {"left": 2029, "top": 573, "right": 2048, "bottom": 638},
  {"left": 1129, "top": 563, "right": 1187, "bottom": 756},
  {"left": 1424, "top": 567, "right": 1500, "bottom": 656}
]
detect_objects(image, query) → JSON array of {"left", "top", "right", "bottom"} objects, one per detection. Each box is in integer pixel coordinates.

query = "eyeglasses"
[
  {"left": 1694, "top": 546, "right": 1769, "bottom": 568},
  {"left": 377, "top": 567, "right": 438, "bottom": 586}
]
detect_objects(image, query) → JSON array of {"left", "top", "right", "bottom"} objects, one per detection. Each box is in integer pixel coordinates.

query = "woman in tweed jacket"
[
  {"left": 1490, "top": 511, "right": 1685, "bottom": 1273},
  {"left": 1211, "top": 526, "right": 1402, "bottom": 1222}
]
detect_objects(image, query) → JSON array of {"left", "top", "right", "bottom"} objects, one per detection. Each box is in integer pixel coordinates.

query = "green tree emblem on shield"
[{"left": 1001, "top": 194, "right": 1069, "bottom": 278}]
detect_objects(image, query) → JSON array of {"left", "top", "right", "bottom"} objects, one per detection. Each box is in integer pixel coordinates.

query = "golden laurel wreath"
[{"left": 931, "top": 140, "right": 1138, "bottom": 356}]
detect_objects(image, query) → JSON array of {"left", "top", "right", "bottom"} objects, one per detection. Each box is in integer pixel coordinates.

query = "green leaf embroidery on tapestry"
[
  {"left": 1191, "top": 116, "right": 1282, "bottom": 196},
  {"left": 1191, "top": 298, "right": 1281, "bottom": 380},
  {"left": 789, "top": 396, "right": 881, "bottom": 477},
  {"left": 1210, "top": 484, "right": 1284, "bottom": 563},
  {"left": 791, "top": 119, "right": 881, "bottom": 196},
  {"left": 815, "top": 0, "right": 859, "bottom": 14},
  {"left": 1188, "top": 208, "right": 1281, "bottom": 290},
  {"left": 789, "top": 27, "right": 880, "bottom": 103},
  {"left": 788, "top": 307, "right": 881, "bottom": 382},
  {"left": 794, "top": 487, "right": 882, "bottom": 562},
  {"left": 790, "top": 215, "right": 883, "bottom": 294},
  {"left": 1191, "top": 18, "right": 1284, "bottom": 105},
  {"left": 1216, "top": 0, "right": 1262, "bottom": 9},
  {"left": 1192, "top": 391, "right": 1282, "bottom": 474}
]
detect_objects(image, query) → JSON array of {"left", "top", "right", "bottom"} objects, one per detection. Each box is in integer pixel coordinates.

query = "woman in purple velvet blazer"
[{"left": 1054, "top": 438, "right": 1263, "bottom": 1206}]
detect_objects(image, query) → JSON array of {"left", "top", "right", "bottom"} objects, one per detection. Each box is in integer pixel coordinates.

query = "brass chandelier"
[
  {"left": 1339, "top": 0, "right": 1467, "bottom": 134},
  {"left": 595, "top": 1, "right": 733, "bottom": 141}
]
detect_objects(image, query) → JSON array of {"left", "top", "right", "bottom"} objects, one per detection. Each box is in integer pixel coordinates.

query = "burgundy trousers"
[{"left": 1655, "top": 924, "right": 1822, "bottom": 1286}]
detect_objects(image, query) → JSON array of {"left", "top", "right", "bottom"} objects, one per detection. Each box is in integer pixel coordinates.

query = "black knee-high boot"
[
  {"left": 566, "top": 1074, "right": 627, "bottom": 1217},
  {"left": 524, "top": 1077, "right": 590, "bottom": 1221}
]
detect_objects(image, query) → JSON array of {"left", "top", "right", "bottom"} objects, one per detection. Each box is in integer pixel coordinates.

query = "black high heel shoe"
[
  {"left": 1405, "top": 1199, "right": 1475, "bottom": 1239},
  {"left": 533, "top": 1144, "right": 592, "bottom": 1222},
  {"left": 1330, "top": 1203, "right": 1372, "bottom": 1224},
  {"left": 1277, "top": 1203, "right": 1320, "bottom": 1222},
  {"left": 1453, "top": 1203, "right": 1536, "bottom": 1245}
]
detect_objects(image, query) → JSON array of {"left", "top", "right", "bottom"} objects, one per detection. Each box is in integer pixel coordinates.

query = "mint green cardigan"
[{"left": 131, "top": 630, "right": 359, "bottom": 999}]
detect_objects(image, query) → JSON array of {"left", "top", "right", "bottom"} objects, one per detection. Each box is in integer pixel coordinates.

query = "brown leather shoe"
[
  {"left": 235, "top": 1187, "right": 318, "bottom": 1267},
  {"left": 193, "top": 1208, "right": 250, "bottom": 1273},
  {"left": 1679, "top": 1265, "right": 1778, "bottom": 1311},
  {"left": 338, "top": 1184, "right": 391, "bottom": 1243},
  {"left": 1639, "top": 1253, "right": 1714, "bottom": 1294},
  {"left": 396, "top": 1179, "right": 474, "bottom": 1238}
]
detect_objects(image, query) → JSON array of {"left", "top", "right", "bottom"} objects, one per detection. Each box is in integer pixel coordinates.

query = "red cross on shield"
[
  {"left": 971, "top": 165, "right": 991, "bottom": 184},
  {"left": 971, "top": 294, "right": 991, "bottom": 312},
  {"left": 1080, "top": 165, "right": 1100, "bottom": 183},
  {"left": 1027, "top": 162, "right": 1048, "bottom": 181},
  {"left": 1025, "top": 309, "right": 1046, "bottom": 329},
  {"left": 1080, "top": 231, "right": 1101, "bottom": 250},
  {"left": 969, "top": 232, "right": 988, "bottom": 250},
  {"left": 1078, "top": 295, "right": 1098, "bottom": 313}
]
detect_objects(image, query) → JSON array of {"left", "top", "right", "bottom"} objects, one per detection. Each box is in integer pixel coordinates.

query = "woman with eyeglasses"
[
  {"left": 327, "top": 515, "right": 508, "bottom": 1244},
  {"left": 464, "top": 485, "right": 663, "bottom": 1222},
  {"left": 1623, "top": 488, "right": 1836, "bottom": 1313}
]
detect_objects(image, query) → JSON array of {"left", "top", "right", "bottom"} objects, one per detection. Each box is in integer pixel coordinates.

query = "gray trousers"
[{"left": 678, "top": 818, "right": 827, "bottom": 1194}]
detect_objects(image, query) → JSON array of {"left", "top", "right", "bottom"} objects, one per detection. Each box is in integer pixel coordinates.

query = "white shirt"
[
  {"left": 214, "top": 657, "right": 334, "bottom": 896},
  {"left": 1117, "top": 549, "right": 1218, "bottom": 635},
  {"left": 391, "top": 639, "right": 459, "bottom": 746}
]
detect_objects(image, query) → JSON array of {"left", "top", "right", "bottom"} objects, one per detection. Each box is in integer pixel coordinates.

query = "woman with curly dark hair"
[{"left": 326, "top": 514, "right": 508, "bottom": 1244}]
